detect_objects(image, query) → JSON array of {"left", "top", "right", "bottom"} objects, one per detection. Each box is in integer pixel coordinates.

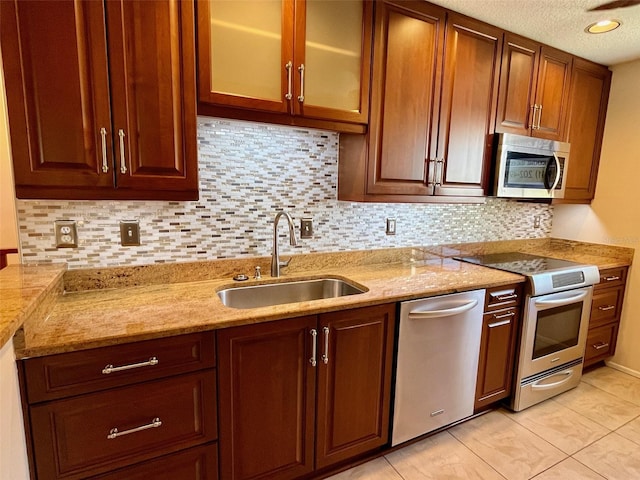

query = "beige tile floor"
[{"left": 328, "top": 366, "right": 640, "bottom": 480}]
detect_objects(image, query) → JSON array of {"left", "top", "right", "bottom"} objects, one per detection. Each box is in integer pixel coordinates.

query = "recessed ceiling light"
[{"left": 585, "top": 19, "right": 621, "bottom": 34}]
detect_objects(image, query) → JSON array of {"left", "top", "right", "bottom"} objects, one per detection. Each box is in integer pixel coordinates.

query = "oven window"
[{"left": 533, "top": 303, "right": 583, "bottom": 359}]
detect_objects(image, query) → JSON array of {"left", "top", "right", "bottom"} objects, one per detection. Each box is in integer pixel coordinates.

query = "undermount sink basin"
[{"left": 217, "top": 277, "right": 367, "bottom": 309}]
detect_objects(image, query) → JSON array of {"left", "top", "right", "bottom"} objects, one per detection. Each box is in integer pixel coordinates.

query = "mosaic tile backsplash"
[{"left": 16, "top": 118, "right": 553, "bottom": 269}]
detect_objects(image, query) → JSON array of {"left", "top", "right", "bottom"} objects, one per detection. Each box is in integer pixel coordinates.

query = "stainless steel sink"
[{"left": 217, "top": 278, "right": 367, "bottom": 309}]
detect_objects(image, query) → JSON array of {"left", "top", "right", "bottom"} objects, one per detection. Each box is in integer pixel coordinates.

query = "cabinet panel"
[
  {"left": 0, "top": 0, "right": 113, "bottom": 189},
  {"left": 24, "top": 332, "right": 216, "bottom": 403},
  {"left": 89, "top": 443, "right": 218, "bottom": 480},
  {"left": 475, "top": 307, "right": 520, "bottom": 410},
  {"left": 217, "top": 316, "right": 316, "bottom": 480},
  {"left": 198, "top": 0, "right": 292, "bottom": 113},
  {"left": 534, "top": 47, "right": 572, "bottom": 140},
  {"left": 496, "top": 34, "right": 539, "bottom": 135},
  {"left": 30, "top": 370, "right": 217, "bottom": 480},
  {"left": 561, "top": 58, "right": 611, "bottom": 202},
  {"left": 107, "top": 0, "right": 198, "bottom": 193},
  {"left": 584, "top": 323, "right": 618, "bottom": 366},
  {"left": 590, "top": 287, "right": 624, "bottom": 329},
  {"left": 436, "top": 14, "right": 502, "bottom": 197},
  {"left": 366, "top": 0, "right": 445, "bottom": 196},
  {"left": 316, "top": 304, "right": 395, "bottom": 469}
]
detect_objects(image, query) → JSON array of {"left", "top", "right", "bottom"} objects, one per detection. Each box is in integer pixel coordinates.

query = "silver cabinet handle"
[
  {"left": 100, "top": 127, "right": 109, "bottom": 173},
  {"left": 598, "top": 305, "right": 616, "bottom": 311},
  {"left": 321, "top": 326, "right": 329, "bottom": 364},
  {"left": 426, "top": 159, "right": 436, "bottom": 187},
  {"left": 297, "top": 64, "right": 305, "bottom": 103},
  {"left": 309, "top": 329, "right": 317, "bottom": 367},
  {"left": 285, "top": 61, "right": 293, "bottom": 100},
  {"left": 435, "top": 159, "right": 444, "bottom": 186},
  {"left": 593, "top": 342, "right": 610, "bottom": 351},
  {"left": 537, "top": 104, "right": 543, "bottom": 129},
  {"left": 118, "top": 129, "right": 127, "bottom": 174},
  {"left": 107, "top": 417, "right": 162, "bottom": 440},
  {"left": 492, "top": 293, "right": 518, "bottom": 301},
  {"left": 488, "top": 318, "right": 512, "bottom": 328},
  {"left": 529, "top": 104, "right": 537, "bottom": 129},
  {"left": 604, "top": 275, "right": 620, "bottom": 282},
  {"left": 102, "top": 357, "right": 159, "bottom": 375}
]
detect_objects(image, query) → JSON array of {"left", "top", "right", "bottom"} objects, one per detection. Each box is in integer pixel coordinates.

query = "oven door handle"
[
  {"left": 408, "top": 299, "right": 478, "bottom": 319},
  {"left": 534, "top": 290, "right": 588, "bottom": 307},
  {"left": 530, "top": 369, "right": 575, "bottom": 390}
]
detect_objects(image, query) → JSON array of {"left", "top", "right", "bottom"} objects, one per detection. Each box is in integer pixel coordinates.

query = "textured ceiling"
[{"left": 427, "top": 0, "right": 640, "bottom": 66}]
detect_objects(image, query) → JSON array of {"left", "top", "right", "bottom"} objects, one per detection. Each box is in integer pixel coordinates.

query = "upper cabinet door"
[
  {"left": 496, "top": 34, "right": 571, "bottom": 140},
  {"left": 106, "top": 0, "right": 198, "bottom": 195},
  {"left": 197, "top": 0, "right": 293, "bottom": 114},
  {"left": 366, "top": 0, "right": 445, "bottom": 197},
  {"left": 561, "top": 58, "right": 611, "bottom": 202},
  {"left": 0, "top": 0, "right": 114, "bottom": 193},
  {"left": 435, "top": 14, "right": 502, "bottom": 197},
  {"left": 533, "top": 46, "right": 572, "bottom": 140},
  {"left": 291, "top": 0, "right": 372, "bottom": 123},
  {"left": 495, "top": 34, "right": 539, "bottom": 136}
]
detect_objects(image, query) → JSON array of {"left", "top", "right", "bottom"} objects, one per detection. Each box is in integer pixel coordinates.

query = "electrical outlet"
[
  {"left": 533, "top": 215, "right": 541, "bottom": 229},
  {"left": 54, "top": 220, "right": 78, "bottom": 248},
  {"left": 300, "top": 218, "right": 313, "bottom": 238},
  {"left": 386, "top": 218, "right": 396, "bottom": 235},
  {"left": 120, "top": 221, "right": 140, "bottom": 246}
]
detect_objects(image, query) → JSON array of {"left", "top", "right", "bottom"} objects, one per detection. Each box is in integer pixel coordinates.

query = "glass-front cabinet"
[{"left": 197, "top": 0, "right": 372, "bottom": 125}]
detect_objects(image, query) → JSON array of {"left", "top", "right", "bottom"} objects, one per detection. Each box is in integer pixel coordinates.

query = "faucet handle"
[
  {"left": 279, "top": 257, "right": 292, "bottom": 268},
  {"left": 254, "top": 266, "right": 261, "bottom": 279}
]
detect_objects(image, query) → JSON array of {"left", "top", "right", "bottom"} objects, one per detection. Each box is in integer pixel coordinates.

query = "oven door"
[{"left": 519, "top": 286, "right": 593, "bottom": 378}]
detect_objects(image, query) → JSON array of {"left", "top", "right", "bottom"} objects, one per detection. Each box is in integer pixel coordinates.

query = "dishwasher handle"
[{"left": 408, "top": 299, "right": 478, "bottom": 319}]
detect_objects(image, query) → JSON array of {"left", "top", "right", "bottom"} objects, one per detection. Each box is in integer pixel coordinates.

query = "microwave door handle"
[{"left": 550, "top": 152, "right": 562, "bottom": 190}]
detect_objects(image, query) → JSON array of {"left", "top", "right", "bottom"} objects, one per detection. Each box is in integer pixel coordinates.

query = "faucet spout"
[{"left": 271, "top": 211, "right": 298, "bottom": 277}]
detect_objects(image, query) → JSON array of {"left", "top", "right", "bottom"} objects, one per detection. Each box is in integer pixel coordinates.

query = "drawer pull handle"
[
  {"left": 488, "top": 318, "right": 513, "bottom": 328},
  {"left": 492, "top": 311, "right": 515, "bottom": 320},
  {"left": 102, "top": 357, "right": 159, "bottom": 375},
  {"left": 107, "top": 417, "right": 162, "bottom": 440},
  {"left": 604, "top": 275, "right": 620, "bottom": 281},
  {"left": 593, "top": 342, "right": 610, "bottom": 351},
  {"left": 492, "top": 293, "right": 518, "bottom": 301},
  {"left": 598, "top": 305, "right": 616, "bottom": 311},
  {"left": 309, "top": 329, "right": 317, "bottom": 367}
]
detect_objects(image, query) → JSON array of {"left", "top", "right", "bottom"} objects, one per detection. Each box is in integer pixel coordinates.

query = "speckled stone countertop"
[
  {"left": 0, "top": 264, "right": 66, "bottom": 348},
  {"left": 7, "top": 238, "right": 635, "bottom": 359}
]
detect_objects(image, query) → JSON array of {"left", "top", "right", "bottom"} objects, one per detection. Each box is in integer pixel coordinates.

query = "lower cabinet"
[
  {"left": 475, "top": 285, "right": 522, "bottom": 411},
  {"left": 584, "top": 266, "right": 628, "bottom": 367},
  {"left": 217, "top": 304, "right": 396, "bottom": 480},
  {"left": 21, "top": 332, "right": 218, "bottom": 480}
]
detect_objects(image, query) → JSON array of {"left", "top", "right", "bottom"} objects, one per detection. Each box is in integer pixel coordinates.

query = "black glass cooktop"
[{"left": 456, "top": 252, "right": 584, "bottom": 276}]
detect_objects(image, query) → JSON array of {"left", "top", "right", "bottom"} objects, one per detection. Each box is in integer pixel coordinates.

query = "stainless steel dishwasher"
[{"left": 392, "top": 289, "right": 485, "bottom": 446}]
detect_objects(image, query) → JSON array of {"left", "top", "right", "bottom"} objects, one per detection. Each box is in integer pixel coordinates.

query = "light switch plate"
[
  {"left": 300, "top": 218, "right": 313, "bottom": 238},
  {"left": 120, "top": 221, "right": 140, "bottom": 246},
  {"left": 386, "top": 218, "right": 396, "bottom": 235},
  {"left": 54, "top": 220, "right": 78, "bottom": 248}
]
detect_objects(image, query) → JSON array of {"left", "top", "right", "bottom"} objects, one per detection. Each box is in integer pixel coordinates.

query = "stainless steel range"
[{"left": 457, "top": 252, "right": 600, "bottom": 411}]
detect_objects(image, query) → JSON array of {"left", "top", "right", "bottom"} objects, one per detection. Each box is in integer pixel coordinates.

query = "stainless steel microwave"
[{"left": 493, "top": 133, "right": 570, "bottom": 199}]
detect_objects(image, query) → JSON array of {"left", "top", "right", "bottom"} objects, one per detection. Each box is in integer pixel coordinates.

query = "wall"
[
  {"left": 16, "top": 118, "right": 553, "bottom": 269},
  {"left": 552, "top": 59, "right": 640, "bottom": 376},
  {"left": 0, "top": 57, "right": 19, "bottom": 264}
]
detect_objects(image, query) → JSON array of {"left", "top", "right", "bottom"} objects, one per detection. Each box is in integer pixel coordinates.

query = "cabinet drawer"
[
  {"left": 30, "top": 370, "right": 217, "bottom": 480},
  {"left": 89, "top": 443, "right": 218, "bottom": 480},
  {"left": 590, "top": 287, "right": 624, "bottom": 328},
  {"left": 596, "top": 267, "right": 627, "bottom": 290},
  {"left": 584, "top": 324, "right": 619, "bottom": 366},
  {"left": 24, "top": 332, "right": 216, "bottom": 402},
  {"left": 484, "top": 284, "right": 522, "bottom": 312}
]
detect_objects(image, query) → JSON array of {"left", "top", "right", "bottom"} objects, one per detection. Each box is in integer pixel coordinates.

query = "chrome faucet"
[{"left": 271, "top": 211, "right": 298, "bottom": 277}]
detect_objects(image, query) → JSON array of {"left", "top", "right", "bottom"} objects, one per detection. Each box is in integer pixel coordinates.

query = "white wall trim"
[{"left": 604, "top": 360, "right": 640, "bottom": 379}]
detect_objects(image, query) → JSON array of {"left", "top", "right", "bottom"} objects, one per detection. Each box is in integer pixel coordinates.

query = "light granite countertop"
[{"left": 4, "top": 238, "right": 634, "bottom": 359}]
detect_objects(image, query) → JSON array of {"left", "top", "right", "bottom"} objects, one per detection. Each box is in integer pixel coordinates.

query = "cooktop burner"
[{"left": 456, "top": 252, "right": 600, "bottom": 296}]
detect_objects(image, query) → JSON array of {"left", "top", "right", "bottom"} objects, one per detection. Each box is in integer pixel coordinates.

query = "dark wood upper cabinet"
[
  {"left": 339, "top": 3, "right": 501, "bottom": 202},
  {"left": 0, "top": 0, "right": 198, "bottom": 200},
  {"left": 559, "top": 58, "right": 611, "bottom": 203},
  {"left": 496, "top": 33, "right": 572, "bottom": 141},
  {"left": 197, "top": 0, "right": 372, "bottom": 132}
]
